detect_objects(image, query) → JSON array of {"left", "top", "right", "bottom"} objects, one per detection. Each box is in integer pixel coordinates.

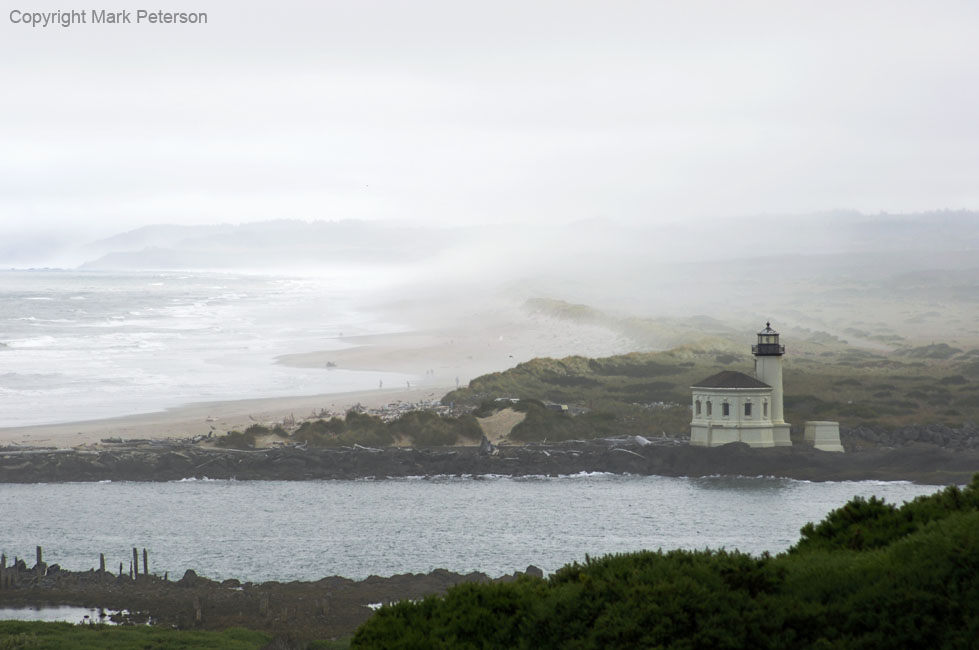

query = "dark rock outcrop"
[
  {"left": 843, "top": 422, "right": 979, "bottom": 451},
  {"left": 0, "top": 554, "right": 518, "bottom": 639}
]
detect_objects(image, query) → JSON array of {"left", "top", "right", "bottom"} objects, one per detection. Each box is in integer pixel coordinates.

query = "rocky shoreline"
[
  {"left": 0, "top": 549, "right": 539, "bottom": 639},
  {"left": 2, "top": 435, "right": 977, "bottom": 485},
  {"left": 3, "top": 434, "right": 977, "bottom": 641},
  {"left": 843, "top": 422, "right": 979, "bottom": 451}
]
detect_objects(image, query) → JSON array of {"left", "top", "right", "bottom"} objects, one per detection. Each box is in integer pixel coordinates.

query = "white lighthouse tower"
[{"left": 752, "top": 322, "right": 792, "bottom": 446}]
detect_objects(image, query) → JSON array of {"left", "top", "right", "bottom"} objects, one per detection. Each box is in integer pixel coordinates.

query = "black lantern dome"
[{"left": 752, "top": 322, "right": 784, "bottom": 356}]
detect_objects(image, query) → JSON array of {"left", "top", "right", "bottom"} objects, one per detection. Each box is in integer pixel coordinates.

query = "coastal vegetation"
[
  {"left": 0, "top": 622, "right": 351, "bottom": 649},
  {"left": 209, "top": 336, "right": 979, "bottom": 451},
  {"left": 215, "top": 424, "right": 289, "bottom": 449},
  {"left": 442, "top": 335, "right": 979, "bottom": 444},
  {"left": 212, "top": 295, "right": 978, "bottom": 450},
  {"left": 216, "top": 411, "right": 482, "bottom": 450},
  {"left": 352, "top": 475, "right": 979, "bottom": 649}
]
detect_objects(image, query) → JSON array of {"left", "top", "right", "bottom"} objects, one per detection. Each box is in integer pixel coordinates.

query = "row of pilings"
[{"left": 0, "top": 545, "right": 159, "bottom": 588}]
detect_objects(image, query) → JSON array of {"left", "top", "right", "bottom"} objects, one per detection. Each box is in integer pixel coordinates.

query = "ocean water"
[
  {"left": 0, "top": 475, "right": 939, "bottom": 582},
  {"left": 0, "top": 270, "right": 413, "bottom": 427}
]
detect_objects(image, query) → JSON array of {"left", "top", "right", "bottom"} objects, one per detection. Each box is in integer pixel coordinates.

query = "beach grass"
[
  {"left": 0, "top": 622, "right": 351, "bottom": 650},
  {"left": 440, "top": 340, "right": 979, "bottom": 438}
]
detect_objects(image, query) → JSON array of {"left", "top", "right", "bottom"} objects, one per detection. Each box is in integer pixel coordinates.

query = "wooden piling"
[
  {"left": 142, "top": 548, "right": 148, "bottom": 577},
  {"left": 194, "top": 595, "right": 203, "bottom": 623},
  {"left": 1, "top": 553, "right": 5, "bottom": 590},
  {"left": 259, "top": 592, "right": 270, "bottom": 618},
  {"left": 99, "top": 553, "right": 106, "bottom": 573},
  {"left": 132, "top": 548, "right": 138, "bottom": 580},
  {"left": 119, "top": 562, "right": 124, "bottom": 578},
  {"left": 35, "top": 546, "right": 44, "bottom": 578}
]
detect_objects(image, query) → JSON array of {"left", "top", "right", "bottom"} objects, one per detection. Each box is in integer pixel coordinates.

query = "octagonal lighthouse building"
[{"left": 689, "top": 323, "right": 792, "bottom": 448}]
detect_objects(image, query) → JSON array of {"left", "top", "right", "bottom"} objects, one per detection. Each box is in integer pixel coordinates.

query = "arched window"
[
  {"left": 706, "top": 401, "right": 712, "bottom": 417},
  {"left": 763, "top": 401, "right": 768, "bottom": 418},
  {"left": 744, "top": 402, "right": 752, "bottom": 417},
  {"left": 722, "top": 402, "right": 730, "bottom": 417},
  {"left": 695, "top": 399, "right": 702, "bottom": 416}
]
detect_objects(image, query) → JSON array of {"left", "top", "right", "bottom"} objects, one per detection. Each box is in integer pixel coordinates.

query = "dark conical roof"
[
  {"left": 758, "top": 322, "right": 779, "bottom": 335},
  {"left": 691, "top": 370, "right": 770, "bottom": 389}
]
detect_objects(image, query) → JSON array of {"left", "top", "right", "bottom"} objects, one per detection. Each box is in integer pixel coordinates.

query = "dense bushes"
[
  {"left": 791, "top": 476, "right": 979, "bottom": 553},
  {"left": 352, "top": 475, "right": 979, "bottom": 649},
  {"left": 215, "top": 429, "right": 258, "bottom": 449},
  {"left": 0, "top": 623, "right": 274, "bottom": 649},
  {"left": 216, "top": 424, "right": 291, "bottom": 449},
  {"left": 508, "top": 403, "right": 617, "bottom": 443},
  {"left": 289, "top": 410, "right": 480, "bottom": 448},
  {"left": 388, "top": 410, "right": 482, "bottom": 446}
]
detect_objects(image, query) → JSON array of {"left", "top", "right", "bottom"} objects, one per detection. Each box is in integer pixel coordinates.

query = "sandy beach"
[
  {"left": 0, "top": 386, "right": 451, "bottom": 449},
  {"left": 0, "top": 305, "right": 638, "bottom": 449}
]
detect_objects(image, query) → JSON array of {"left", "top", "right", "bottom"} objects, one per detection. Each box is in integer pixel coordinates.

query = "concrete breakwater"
[
  {"left": 1, "top": 436, "right": 977, "bottom": 484},
  {"left": 0, "top": 546, "right": 537, "bottom": 638}
]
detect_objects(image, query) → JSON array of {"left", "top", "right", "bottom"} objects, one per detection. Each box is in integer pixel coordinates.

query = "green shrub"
[
  {"left": 0, "top": 622, "right": 272, "bottom": 650},
  {"left": 353, "top": 477, "right": 979, "bottom": 649},
  {"left": 587, "top": 358, "right": 683, "bottom": 377},
  {"left": 472, "top": 399, "right": 505, "bottom": 417},
  {"left": 244, "top": 424, "right": 270, "bottom": 436},
  {"left": 389, "top": 411, "right": 457, "bottom": 446},
  {"left": 791, "top": 475, "right": 979, "bottom": 554},
  {"left": 326, "top": 411, "right": 391, "bottom": 447},
  {"left": 541, "top": 375, "right": 602, "bottom": 388},
  {"left": 215, "top": 429, "right": 256, "bottom": 449},
  {"left": 509, "top": 404, "right": 617, "bottom": 442},
  {"left": 295, "top": 417, "right": 346, "bottom": 439}
]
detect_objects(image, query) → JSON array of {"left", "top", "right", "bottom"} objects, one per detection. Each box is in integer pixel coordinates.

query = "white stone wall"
[
  {"left": 690, "top": 388, "right": 772, "bottom": 425},
  {"left": 804, "top": 421, "right": 844, "bottom": 452},
  {"left": 690, "top": 387, "right": 775, "bottom": 447}
]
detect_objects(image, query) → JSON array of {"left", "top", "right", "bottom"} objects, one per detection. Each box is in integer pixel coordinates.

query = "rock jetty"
[{"left": 1, "top": 435, "right": 977, "bottom": 485}]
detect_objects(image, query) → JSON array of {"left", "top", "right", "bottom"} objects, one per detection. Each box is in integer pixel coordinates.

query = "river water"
[{"left": 0, "top": 475, "right": 938, "bottom": 582}]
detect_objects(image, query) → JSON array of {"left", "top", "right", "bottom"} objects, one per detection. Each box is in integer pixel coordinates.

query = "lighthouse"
[
  {"left": 752, "top": 322, "right": 792, "bottom": 446},
  {"left": 689, "top": 323, "right": 842, "bottom": 451}
]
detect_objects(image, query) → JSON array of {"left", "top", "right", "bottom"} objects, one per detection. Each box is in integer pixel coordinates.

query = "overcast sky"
[{"left": 2, "top": 0, "right": 977, "bottom": 243}]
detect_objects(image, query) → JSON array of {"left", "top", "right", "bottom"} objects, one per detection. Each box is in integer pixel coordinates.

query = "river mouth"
[
  {"left": 0, "top": 605, "right": 134, "bottom": 624},
  {"left": 0, "top": 475, "right": 939, "bottom": 582}
]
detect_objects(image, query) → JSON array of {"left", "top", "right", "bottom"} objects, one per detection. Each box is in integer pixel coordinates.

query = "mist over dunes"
[
  {"left": 66, "top": 210, "right": 977, "bottom": 271},
  {"left": 61, "top": 211, "right": 979, "bottom": 336}
]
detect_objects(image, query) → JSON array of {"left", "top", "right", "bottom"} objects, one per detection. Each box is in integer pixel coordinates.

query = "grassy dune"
[{"left": 441, "top": 340, "right": 979, "bottom": 440}]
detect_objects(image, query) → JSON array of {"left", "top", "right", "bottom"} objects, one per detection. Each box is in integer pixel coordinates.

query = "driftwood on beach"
[{"left": 1, "top": 437, "right": 977, "bottom": 485}]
